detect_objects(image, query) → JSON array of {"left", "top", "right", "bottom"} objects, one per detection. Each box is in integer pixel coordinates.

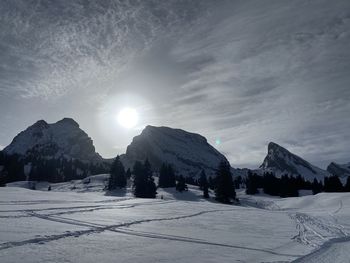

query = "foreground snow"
[{"left": 1, "top": 177, "right": 350, "bottom": 262}]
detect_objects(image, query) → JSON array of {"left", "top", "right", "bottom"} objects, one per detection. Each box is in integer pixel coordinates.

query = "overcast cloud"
[{"left": 1, "top": 0, "right": 349, "bottom": 168}]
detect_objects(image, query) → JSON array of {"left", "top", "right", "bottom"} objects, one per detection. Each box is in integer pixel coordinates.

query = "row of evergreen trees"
[
  {"left": 108, "top": 157, "right": 237, "bottom": 204},
  {"left": 0, "top": 151, "right": 108, "bottom": 185},
  {"left": 0, "top": 153, "right": 25, "bottom": 185},
  {"left": 108, "top": 157, "right": 189, "bottom": 198},
  {"left": 324, "top": 175, "right": 350, "bottom": 192},
  {"left": 108, "top": 157, "right": 157, "bottom": 198},
  {"left": 245, "top": 171, "right": 350, "bottom": 197}
]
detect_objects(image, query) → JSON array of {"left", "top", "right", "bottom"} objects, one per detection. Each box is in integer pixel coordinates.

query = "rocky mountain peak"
[
  {"left": 3, "top": 118, "right": 101, "bottom": 162},
  {"left": 32, "top": 120, "right": 49, "bottom": 128},
  {"left": 259, "top": 142, "right": 329, "bottom": 181},
  {"left": 122, "top": 125, "right": 228, "bottom": 178},
  {"left": 327, "top": 162, "right": 350, "bottom": 178}
]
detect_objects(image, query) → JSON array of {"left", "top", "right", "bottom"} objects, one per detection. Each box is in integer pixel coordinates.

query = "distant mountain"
[
  {"left": 0, "top": 118, "right": 106, "bottom": 183},
  {"left": 258, "top": 142, "right": 329, "bottom": 181},
  {"left": 3, "top": 118, "right": 102, "bottom": 162},
  {"left": 327, "top": 162, "right": 350, "bottom": 178},
  {"left": 121, "top": 125, "right": 233, "bottom": 178}
]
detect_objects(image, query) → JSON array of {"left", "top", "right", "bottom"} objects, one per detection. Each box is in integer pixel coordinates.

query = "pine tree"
[
  {"left": 262, "top": 172, "right": 280, "bottom": 196},
  {"left": 158, "top": 163, "right": 176, "bottom": 188},
  {"left": 324, "top": 175, "right": 343, "bottom": 192},
  {"left": 167, "top": 163, "right": 175, "bottom": 187},
  {"left": 132, "top": 161, "right": 146, "bottom": 197},
  {"left": 280, "top": 175, "right": 299, "bottom": 197},
  {"left": 312, "top": 178, "right": 323, "bottom": 195},
  {"left": 132, "top": 159, "right": 157, "bottom": 198},
  {"left": 245, "top": 171, "right": 259, "bottom": 195},
  {"left": 108, "top": 156, "right": 126, "bottom": 190},
  {"left": 214, "top": 161, "right": 236, "bottom": 203},
  {"left": 345, "top": 176, "right": 350, "bottom": 192},
  {"left": 198, "top": 170, "right": 209, "bottom": 198},
  {"left": 176, "top": 175, "right": 188, "bottom": 192},
  {"left": 143, "top": 159, "right": 157, "bottom": 198},
  {"left": 6, "top": 154, "right": 25, "bottom": 182}
]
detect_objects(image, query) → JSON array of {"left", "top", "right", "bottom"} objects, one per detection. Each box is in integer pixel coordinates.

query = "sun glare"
[{"left": 117, "top": 107, "right": 139, "bottom": 129}]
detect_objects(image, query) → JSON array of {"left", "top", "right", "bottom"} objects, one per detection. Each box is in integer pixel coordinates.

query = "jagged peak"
[
  {"left": 260, "top": 141, "right": 329, "bottom": 180},
  {"left": 328, "top": 161, "right": 338, "bottom": 167},
  {"left": 2, "top": 118, "right": 101, "bottom": 162},
  {"left": 55, "top": 118, "right": 79, "bottom": 127},
  {"left": 31, "top": 120, "right": 49, "bottom": 128},
  {"left": 268, "top": 142, "right": 284, "bottom": 150}
]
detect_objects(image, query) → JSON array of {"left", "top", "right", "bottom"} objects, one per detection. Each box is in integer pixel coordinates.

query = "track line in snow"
[
  {"left": 292, "top": 236, "right": 350, "bottom": 262},
  {"left": 111, "top": 228, "right": 303, "bottom": 258},
  {"left": 0, "top": 208, "right": 303, "bottom": 258},
  {"left": 0, "top": 200, "right": 177, "bottom": 218},
  {"left": 333, "top": 200, "right": 343, "bottom": 214},
  {"left": 289, "top": 212, "right": 348, "bottom": 248},
  {"left": 0, "top": 197, "right": 134, "bottom": 206},
  {"left": 0, "top": 209, "right": 234, "bottom": 250}
]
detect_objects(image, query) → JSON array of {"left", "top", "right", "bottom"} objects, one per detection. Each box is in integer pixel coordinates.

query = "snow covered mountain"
[
  {"left": 3, "top": 118, "right": 102, "bottom": 162},
  {"left": 327, "top": 162, "right": 350, "bottom": 178},
  {"left": 121, "top": 125, "right": 231, "bottom": 178},
  {"left": 258, "top": 142, "right": 329, "bottom": 181}
]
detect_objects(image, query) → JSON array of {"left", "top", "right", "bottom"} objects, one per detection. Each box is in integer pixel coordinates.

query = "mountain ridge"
[
  {"left": 327, "top": 162, "right": 350, "bottom": 178},
  {"left": 257, "top": 142, "right": 330, "bottom": 181},
  {"left": 3, "top": 118, "right": 102, "bottom": 162},
  {"left": 120, "top": 125, "right": 231, "bottom": 178},
  {"left": 1, "top": 119, "right": 344, "bottom": 183}
]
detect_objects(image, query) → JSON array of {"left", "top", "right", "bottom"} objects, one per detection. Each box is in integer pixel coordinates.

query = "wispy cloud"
[
  {"left": 0, "top": 0, "right": 207, "bottom": 100},
  {"left": 155, "top": 0, "right": 350, "bottom": 168},
  {"left": 1, "top": 0, "right": 349, "bottom": 168}
]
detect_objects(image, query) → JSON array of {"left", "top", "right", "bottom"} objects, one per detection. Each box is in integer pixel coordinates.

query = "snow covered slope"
[
  {"left": 121, "top": 125, "right": 231, "bottom": 178},
  {"left": 327, "top": 162, "right": 350, "bottom": 178},
  {"left": 1, "top": 183, "right": 350, "bottom": 262},
  {"left": 3, "top": 118, "right": 102, "bottom": 162},
  {"left": 258, "top": 142, "right": 329, "bottom": 181}
]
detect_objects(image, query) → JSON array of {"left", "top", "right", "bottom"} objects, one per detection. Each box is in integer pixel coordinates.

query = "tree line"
[
  {"left": 245, "top": 171, "right": 350, "bottom": 197},
  {"left": 108, "top": 156, "right": 237, "bottom": 204},
  {"left": 0, "top": 151, "right": 108, "bottom": 185}
]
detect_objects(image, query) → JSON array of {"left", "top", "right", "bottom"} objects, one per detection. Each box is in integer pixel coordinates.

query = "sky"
[{"left": 0, "top": 0, "right": 350, "bottom": 169}]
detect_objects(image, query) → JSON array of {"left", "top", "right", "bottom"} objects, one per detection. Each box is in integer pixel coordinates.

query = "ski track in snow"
[
  {"left": 240, "top": 193, "right": 350, "bottom": 262},
  {"left": 289, "top": 212, "right": 348, "bottom": 247},
  {"left": 292, "top": 236, "right": 350, "bottom": 263},
  {"left": 333, "top": 200, "right": 343, "bottom": 214},
  {"left": 0, "top": 208, "right": 303, "bottom": 258},
  {"left": 0, "top": 209, "right": 232, "bottom": 250},
  {"left": 0, "top": 199, "right": 177, "bottom": 219},
  {"left": 2, "top": 186, "right": 350, "bottom": 262},
  {"left": 0, "top": 197, "right": 134, "bottom": 205}
]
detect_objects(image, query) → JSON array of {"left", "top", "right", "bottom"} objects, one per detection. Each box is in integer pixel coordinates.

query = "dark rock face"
[
  {"left": 121, "top": 125, "right": 230, "bottom": 177},
  {"left": 259, "top": 142, "right": 329, "bottom": 181},
  {"left": 3, "top": 118, "right": 101, "bottom": 162},
  {"left": 327, "top": 162, "right": 350, "bottom": 177}
]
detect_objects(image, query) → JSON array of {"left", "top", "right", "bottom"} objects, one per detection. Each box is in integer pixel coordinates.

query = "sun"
[{"left": 117, "top": 107, "right": 139, "bottom": 129}]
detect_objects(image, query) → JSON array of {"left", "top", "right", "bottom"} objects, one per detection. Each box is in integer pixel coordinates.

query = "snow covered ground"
[{"left": 1, "top": 175, "right": 350, "bottom": 263}]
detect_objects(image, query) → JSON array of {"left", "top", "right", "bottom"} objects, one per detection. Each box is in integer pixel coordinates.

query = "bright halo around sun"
[{"left": 117, "top": 107, "right": 139, "bottom": 129}]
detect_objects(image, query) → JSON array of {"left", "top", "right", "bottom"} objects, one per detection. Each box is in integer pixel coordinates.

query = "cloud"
[
  {"left": 1, "top": 0, "right": 349, "bottom": 169},
  {"left": 155, "top": 0, "right": 350, "bottom": 168},
  {"left": 0, "top": 0, "right": 207, "bottom": 100}
]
